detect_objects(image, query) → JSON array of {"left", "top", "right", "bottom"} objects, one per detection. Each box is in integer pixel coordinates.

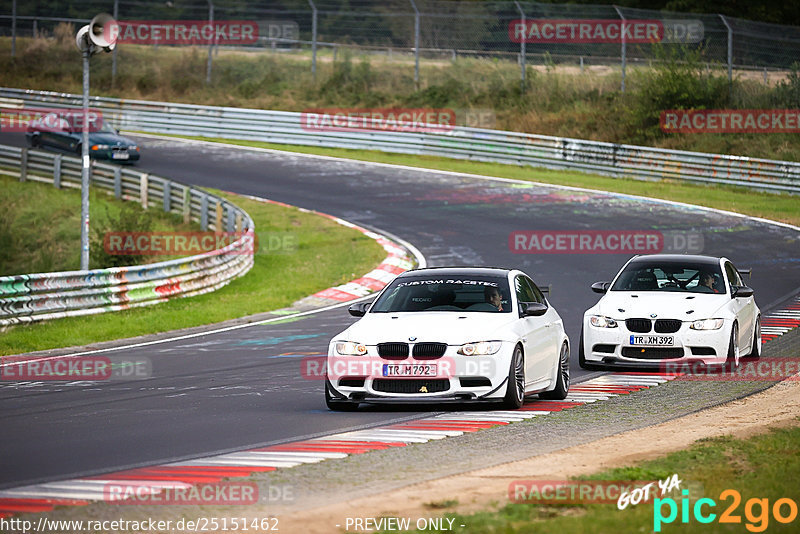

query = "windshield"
[
  {"left": 610, "top": 261, "right": 725, "bottom": 294},
  {"left": 371, "top": 275, "right": 512, "bottom": 313}
]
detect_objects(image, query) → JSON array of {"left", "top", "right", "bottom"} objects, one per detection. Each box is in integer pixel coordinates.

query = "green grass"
[
  {"left": 159, "top": 136, "right": 800, "bottom": 227},
  {"left": 0, "top": 174, "right": 199, "bottom": 275},
  {"left": 397, "top": 422, "right": 800, "bottom": 533},
  {"left": 0, "top": 189, "right": 386, "bottom": 356}
]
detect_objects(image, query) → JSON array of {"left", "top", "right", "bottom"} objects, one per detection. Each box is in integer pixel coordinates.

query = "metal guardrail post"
[
  {"left": 227, "top": 208, "right": 234, "bottom": 233},
  {"left": 201, "top": 195, "right": 209, "bottom": 230},
  {"left": 308, "top": 0, "right": 317, "bottom": 82},
  {"left": 183, "top": 187, "right": 191, "bottom": 223},
  {"left": 140, "top": 173, "right": 149, "bottom": 209},
  {"left": 113, "top": 167, "right": 121, "bottom": 198},
  {"left": 163, "top": 179, "right": 171, "bottom": 212},
  {"left": 206, "top": 1, "right": 214, "bottom": 84},
  {"left": 53, "top": 154, "right": 62, "bottom": 188},
  {"left": 409, "top": 0, "right": 420, "bottom": 90},
  {"left": 613, "top": 6, "right": 626, "bottom": 93},
  {"left": 19, "top": 147, "right": 27, "bottom": 182},
  {"left": 514, "top": 1, "right": 526, "bottom": 92},
  {"left": 720, "top": 15, "right": 733, "bottom": 85}
]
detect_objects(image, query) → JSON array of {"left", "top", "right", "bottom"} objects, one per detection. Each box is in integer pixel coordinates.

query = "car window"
[
  {"left": 515, "top": 276, "right": 537, "bottom": 303},
  {"left": 523, "top": 276, "right": 546, "bottom": 304},
  {"left": 610, "top": 260, "right": 725, "bottom": 294},
  {"left": 371, "top": 275, "right": 511, "bottom": 313},
  {"left": 725, "top": 262, "right": 742, "bottom": 288}
]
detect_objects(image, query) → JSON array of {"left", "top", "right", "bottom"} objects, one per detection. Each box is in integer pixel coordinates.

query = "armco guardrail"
[
  {"left": 0, "top": 144, "right": 254, "bottom": 326},
  {"left": 2, "top": 87, "right": 799, "bottom": 194}
]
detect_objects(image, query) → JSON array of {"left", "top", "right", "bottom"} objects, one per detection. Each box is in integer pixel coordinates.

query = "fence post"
[
  {"left": 11, "top": 0, "right": 17, "bottom": 57},
  {"left": 226, "top": 207, "right": 234, "bottom": 232},
  {"left": 183, "top": 187, "right": 191, "bottom": 223},
  {"left": 33, "top": 19, "right": 37, "bottom": 39},
  {"left": 719, "top": 15, "right": 733, "bottom": 84},
  {"left": 113, "top": 167, "right": 121, "bottom": 198},
  {"left": 206, "top": 0, "right": 214, "bottom": 84},
  {"left": 201, "top": 195, "right": 209, "bottom": 230},
  {"left": 613, "top": 6, "right": 626, "bottom": 93},
  {"left": 140, "top": 173, "right": 149, "bottom": 209},
  {"left": 514, "top": 1, "right": 526, "bottom": 93},
  {"left": 308, "top": 0, "right": 317, "bottom": 81},
  {"left": 18, "top": 147, "right": 28, "bottom": 182},
  {"left": 53, "top": 154, "right": 62, "bottom": 188},
  {"left": 112, "top": 0, "right": 119, "bottom": 85},
  {"left": 409, "top": 0, "right": 420, "bottom": 90},
  {"left": 163, "top": 179, "right": 171, "bottom": 213}
]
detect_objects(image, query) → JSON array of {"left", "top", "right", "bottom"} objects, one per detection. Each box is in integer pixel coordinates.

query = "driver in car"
[
  {"left": 485, "top": 285, "right": 504, "bottom": 311},
  {"left": 697, "top": 272, "right": 720, "bottom": 293}
]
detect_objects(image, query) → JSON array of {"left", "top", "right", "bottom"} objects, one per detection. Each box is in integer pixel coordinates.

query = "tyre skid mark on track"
[{"left": 1, "top": 281, "right": 797, "bottom": 517}]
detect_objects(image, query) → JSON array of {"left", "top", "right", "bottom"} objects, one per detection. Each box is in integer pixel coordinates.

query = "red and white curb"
[
  {"left": 0, "top": 373, "right": 677, "bottom": 516},
  {"left": 240, "top": 194, "right": 417, "bottom": 304},
  {"left": 761, "top": 295, "right": 800, "bottom": 342}
]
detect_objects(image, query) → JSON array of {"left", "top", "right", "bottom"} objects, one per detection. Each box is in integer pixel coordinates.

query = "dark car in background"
[{"left": 26, "top": 112, "right": 140, "bottom": 163}]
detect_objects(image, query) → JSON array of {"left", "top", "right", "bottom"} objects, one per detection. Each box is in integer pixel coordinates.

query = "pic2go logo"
[{"left": 654, "top": 489, "right": 798, "bottom": 532}]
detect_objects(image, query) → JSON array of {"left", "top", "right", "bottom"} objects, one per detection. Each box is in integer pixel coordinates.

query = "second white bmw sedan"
[
  {"left": 580, "top": 255, "right": 760, "bottom": 371},
  {"left": 325, "top": 267, "right": 570, "bottom": 410}
]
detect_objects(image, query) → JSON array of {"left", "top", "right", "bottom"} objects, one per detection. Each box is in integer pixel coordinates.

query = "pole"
[
  {"left": 80, "top": 48, "right": 91, "bottom": 271},
  {"left": 206, "top": 1, "right": 214, "bottom": 84},
  {"left": 112, "top": 0, "right": 119, "bottom": 85},
  {"left": 514, "top": 1, "right": 526, "bottom": 92},
  {"left": 719, "top": 15, "right": 733, "bottom": 84},
  {"left": 409, "top": 0, "right": 420, "bottom": 89},
  {"left": 308, "top": 0, "right": 317, "bottom": 81},
  {"left": 613, "top": 6, "right": 626, "bottom": 93},
  {"left": 11, "top": 0, "right": 16, "bottom": 57}
]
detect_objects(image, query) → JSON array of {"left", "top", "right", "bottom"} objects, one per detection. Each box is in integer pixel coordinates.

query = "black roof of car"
[
  {"left": 399, "top": 267, "right": 513, "bottom": 278},
  {"left": 627, "top": 254, "right": 723, "bottom": 267}
]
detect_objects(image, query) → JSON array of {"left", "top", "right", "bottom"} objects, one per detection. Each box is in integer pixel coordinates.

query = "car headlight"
[
  {"left": 130, "top": 145, "right": 139, "bottom": 151},
  {"left": 91, "top": 144, "right": 110, "bottom": 150},
  {"left": 690, "top": 319, "right": 724, "bottom": 330},
  {"left": 334, "top": 341, "right": 367, "bottom": 356},
  {"left": 458, "top": 341, "right": 502, "bottom": 356},
  {"left": 590, "top": 315, "right": 618, "bottom": 328}
]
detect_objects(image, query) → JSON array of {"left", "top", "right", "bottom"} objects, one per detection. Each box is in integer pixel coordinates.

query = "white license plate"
[
  {"left": 111, "top": 152, "right": 129, "bottom": 160},
  {"left": 382, "top": 364, "right": 437, "bottom": 377},
  {"left": 630, "top": 335, "right": 674, "bottom": 346}
]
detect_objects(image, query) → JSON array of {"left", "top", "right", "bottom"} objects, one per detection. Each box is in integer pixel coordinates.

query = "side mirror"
[
  {"left": 591, "top": 281, "right": 611, "bottom": 294},
  {"left": 520, "top": 301, "right": 548, "bottom": 317},
  {"left": 733, "top": 286, "right": 754, "bottom": 298},
  {"left": 348, "top": 302, "right": 370, "bottom": 317}
]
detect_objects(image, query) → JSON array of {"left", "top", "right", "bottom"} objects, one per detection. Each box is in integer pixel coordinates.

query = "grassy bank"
[
  {"left": 0, "top": 189, "right": 386, "bottom": 356},
  {"left": 162, "top": 136, "right": 800, "bottom": 227},
  {"left": 402, "top": 421, "right": 800, "bottom": 533},
  {"left": 0, "top": 174, "right": 199, "bottom": 275},
  {"left": 2, "top": 31, "right": 800, "bottom": 162}
]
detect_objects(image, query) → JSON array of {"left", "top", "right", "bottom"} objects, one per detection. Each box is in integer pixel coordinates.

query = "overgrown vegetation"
[{"left": 2, "top": 31, "right": 800, "bottom": 161}]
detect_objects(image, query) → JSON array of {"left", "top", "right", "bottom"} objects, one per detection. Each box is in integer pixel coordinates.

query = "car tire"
[
  {"left": 325, "top": 380, "right": 359, "bottom": 411},
  {"left": 75, "top": 143, "right": 82, "bottom": 155},
  {"left": 724, "top": 322, "right": 740, "bottom": 371},
  {"left": 502, "top": 345, "right": 525, "bottom": 409},
  {"left": 29, "top": 135, "right": 40, "bottom": 148},
  {"left": 540, "top": 342, "right": 570, "bottom": 400},
  {"left": 578, "top": 328, "right": 603, "bottom": 371},
  {"left": 748, "top": 317, "right": 761, "bottom": 360}
]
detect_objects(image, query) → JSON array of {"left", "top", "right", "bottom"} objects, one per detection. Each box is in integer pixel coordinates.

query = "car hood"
[
  {"left": 87, "top": 132, "right": 137, "bottom": 146},
  {"left": 338, "top": 312, "right": 518, "bottom": 345},
  {"left": 595, "top": 292, "right": 730, "bottom": 320}
]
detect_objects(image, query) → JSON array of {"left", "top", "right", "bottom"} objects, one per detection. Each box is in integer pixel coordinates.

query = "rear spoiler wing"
[{"left": 739, "top": 268, "right": 752, "bottom": 279}]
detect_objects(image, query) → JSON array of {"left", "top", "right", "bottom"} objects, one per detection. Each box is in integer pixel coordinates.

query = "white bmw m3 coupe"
[
  {"left": 325, "top": 267, "right": 571, "bottom": 410},
  {"left": 580, "top": 255, "right": 760, "bottom": 371}
]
